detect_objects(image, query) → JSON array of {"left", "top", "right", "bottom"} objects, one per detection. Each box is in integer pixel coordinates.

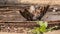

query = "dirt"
[
  {"left": 0, "top": 30, "right": 60, "bottom": 34},
  {"left": 44, "top": 30, "right": 60, "bottom": 34},
  {"left": 20, "top": 0, "right": 60, "bottom": 5}
]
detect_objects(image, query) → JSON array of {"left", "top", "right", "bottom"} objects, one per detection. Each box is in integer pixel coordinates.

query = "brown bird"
[{"left": 19, "top": 5, "right": 50, "bottom": 21}]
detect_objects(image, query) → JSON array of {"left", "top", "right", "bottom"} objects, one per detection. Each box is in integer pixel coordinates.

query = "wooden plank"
[{"left": 0, "top": 10, "right": 26, "bottom": 22}]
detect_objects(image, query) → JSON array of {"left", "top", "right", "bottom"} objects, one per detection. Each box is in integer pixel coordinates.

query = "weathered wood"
[
  {"left": 0, "top": 10, "right": 27, "bottom": 22},
  {"left": 41, "top": 5, "right": 60, "bottom": 21},
  {"left": 0, "top": 0, "right": 60, "bottom": 5}
]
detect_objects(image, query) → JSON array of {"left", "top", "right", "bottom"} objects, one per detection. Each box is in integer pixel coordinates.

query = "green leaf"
[
  {"left": 32, "top": 27, "right": 40, "bottom": 33},
  {"left": 37, "top": 21, "right": 43, "bottom": 26},
  {"left": 44, "top": 21, "right": 48, "bottom": 27},
  {"left": 40, "top": 26, "right": 47, "bottom": 32},
  {"left": 37, "top": 21, "right": 48, "bottom": 32},
  {"left": 32, "top": 21, "right": 48, "bottom": 34},
  {"left": 37, "top": 21, "right": 48, "bottom": 27}
]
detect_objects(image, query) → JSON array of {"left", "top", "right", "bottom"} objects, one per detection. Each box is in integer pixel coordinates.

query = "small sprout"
[
  {"left": 31, "top": 21, "right": 48, "bottom": 34},
  {"left": 31, "top": 21, "right": 59, "bottom": 34}
]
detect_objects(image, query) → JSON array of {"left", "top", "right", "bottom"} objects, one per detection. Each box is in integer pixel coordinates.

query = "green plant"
[
  {"left": 31, "top": 21, "right": 58, "bottom": 34},
  {"left": 32, "top": 21, "right": 48, "bottom": 34}
]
